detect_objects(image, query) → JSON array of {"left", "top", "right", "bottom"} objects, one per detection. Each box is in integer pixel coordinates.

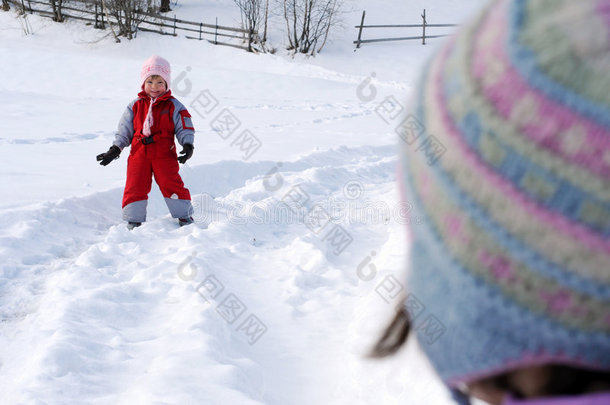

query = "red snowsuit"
[{"left": 113, "top": 90, "right": 195, "bottom": 223}]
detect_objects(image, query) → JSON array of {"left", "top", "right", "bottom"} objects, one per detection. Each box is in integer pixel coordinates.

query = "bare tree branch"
[
  {"left": 282, "top": 0, "right": 342, "bottom": 55},
  {"left": 233, "top": 0, "right": 264, "bottom": 52},
  {"left": 101, "top": 0, "right": 121, "bottom": 42},
  {"left": 104, "top": 0, "right": 158, "bottom": 40}
]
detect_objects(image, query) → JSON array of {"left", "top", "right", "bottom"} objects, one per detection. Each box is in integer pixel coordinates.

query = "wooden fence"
[
  {"left": 355, "top": 9, "right": 456, "bottom": 48},
  {"left": 9, "top": 0, "right": 256, "bottom": 51}
]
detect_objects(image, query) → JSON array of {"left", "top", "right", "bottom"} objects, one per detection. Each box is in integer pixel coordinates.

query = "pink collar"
[{"left": 504, "top": 392, "right": 610, "bottom": 405}]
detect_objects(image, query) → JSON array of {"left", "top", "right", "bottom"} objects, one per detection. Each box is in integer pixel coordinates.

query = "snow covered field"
[{"left": 1, "top": 1, "right": 488, "bottom": 404}]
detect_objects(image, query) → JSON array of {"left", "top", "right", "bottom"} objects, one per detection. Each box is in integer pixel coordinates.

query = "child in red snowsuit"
[{"left": 97, "top": 55, "right": 195, "bottom": 229}]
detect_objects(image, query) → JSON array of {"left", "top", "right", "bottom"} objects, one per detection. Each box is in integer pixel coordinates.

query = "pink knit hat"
[{"left": 140, "top": 55, "right": 171, "bottom": 89}]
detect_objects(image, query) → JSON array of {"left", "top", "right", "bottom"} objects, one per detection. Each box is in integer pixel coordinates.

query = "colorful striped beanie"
[{"left": 399, "top": 0, "right": 610, "bottom": 394}]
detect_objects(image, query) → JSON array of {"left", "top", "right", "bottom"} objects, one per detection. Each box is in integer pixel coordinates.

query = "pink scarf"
[{"left": 142, "top": 96, "right": 156, "bottom": 137}]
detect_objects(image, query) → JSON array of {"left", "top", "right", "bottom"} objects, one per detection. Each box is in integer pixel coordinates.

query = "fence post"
[
  {"left": 356, "top": 10, "right": 365, "bottom": 49},
  {"left": 199, "top": 22, "right": 202, "bottom": 40},
  {"left": 173, "top": 14, "right": 177, "bottom": 36},
  {"left": 100, "top": 1, "right": 105, "bottom": 29},
  {"left": 421, "top": 9, "right": 427, "bottom": 45},
  {"left": 214, "top": 17, "right": 218, "bottom": 44}
]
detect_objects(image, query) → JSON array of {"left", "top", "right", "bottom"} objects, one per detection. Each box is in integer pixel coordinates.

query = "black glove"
[
  {"left": 178, "top": 143, "right": 194, "bottom": 164},
  {"left": 96, "top": 145, "right": 121, "bottom": 166}
]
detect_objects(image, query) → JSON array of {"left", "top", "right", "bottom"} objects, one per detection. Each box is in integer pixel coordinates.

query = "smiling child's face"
[{"left": 143, "top": 75, "right": 167, "bottom": 98}]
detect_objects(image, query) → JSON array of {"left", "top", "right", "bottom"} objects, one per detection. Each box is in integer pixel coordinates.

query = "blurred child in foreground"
[{"left": 373, "top": 0, "right": 610, "bottom": 403}]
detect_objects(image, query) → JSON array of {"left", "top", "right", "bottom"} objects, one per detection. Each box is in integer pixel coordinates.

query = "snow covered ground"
[{"left": 1, "top": 1, "right": 488, "bottom": 404}]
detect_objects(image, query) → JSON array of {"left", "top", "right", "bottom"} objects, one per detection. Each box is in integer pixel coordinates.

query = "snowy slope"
[
  {"left": 1, "top": 145, "right": 440, "bottom": 405},
  {"left": 1, "top": 1, "right": 488, "bottom": 404}
]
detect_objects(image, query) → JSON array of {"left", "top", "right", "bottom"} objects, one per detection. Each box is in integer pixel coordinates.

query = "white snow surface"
[{"left": 0, "top": 1, "right": 489, "bottom": 404}]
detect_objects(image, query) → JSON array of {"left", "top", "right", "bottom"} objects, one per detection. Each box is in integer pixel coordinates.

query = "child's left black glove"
[
  {"left": 96, "top": 145, "right": 121, "bottom": 166},
  {"left": 178, "top": 143, "right": 194, "bottom": 164}
]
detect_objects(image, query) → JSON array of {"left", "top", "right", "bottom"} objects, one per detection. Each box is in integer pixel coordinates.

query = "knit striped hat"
[{"left": 400, "top": 0, "right": 610, "bottom": 390}]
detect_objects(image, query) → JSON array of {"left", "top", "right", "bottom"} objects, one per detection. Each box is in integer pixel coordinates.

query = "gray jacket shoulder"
[{"left": 113, "top": 98, "right": 139, "bottom": 150}]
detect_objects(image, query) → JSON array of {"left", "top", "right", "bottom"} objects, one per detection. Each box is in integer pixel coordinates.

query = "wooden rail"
[
  {"left": 9, "top": 0, "right": 256, "bottom": 51},
  {"left": 355, "top": 9, "right": 457, "bottom": 48}
]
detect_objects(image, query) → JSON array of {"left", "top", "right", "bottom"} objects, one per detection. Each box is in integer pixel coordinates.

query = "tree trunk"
[
  {"left": 283, "top": 0, "right": 294, "bottom": 49},
  {"left": 300, "top": 0, "right": 312, "bottom": 53},
  {"left": 262, "top": 0, "right": 268, "bottom": 43},
  {"left": 160, "top": 0, "right": 170, "bottom": 13},
  {"left": 101, "top": 0, "right": 121, "bottom": 43},
  {"left": 292, "top": 0, "right": 298, "bottom": 49},
  {"left": 57, "top": 0, "right": 64, "bottom": 22},
  {"left": 317, "top": 0, "right": 336, "bottom": 54},
  {"left": 50, "top": 0, "right": 59, "bottom": 21}
]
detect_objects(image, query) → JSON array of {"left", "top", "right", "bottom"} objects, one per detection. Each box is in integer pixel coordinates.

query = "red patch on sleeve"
[{"left": 180, "top": 110, "right": 194, "bottom": 130}]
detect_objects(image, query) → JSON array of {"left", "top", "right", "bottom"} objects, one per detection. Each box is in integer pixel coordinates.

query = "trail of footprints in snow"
[{"left": 227, "top": 102, "right": 376, "bottom": 129}]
